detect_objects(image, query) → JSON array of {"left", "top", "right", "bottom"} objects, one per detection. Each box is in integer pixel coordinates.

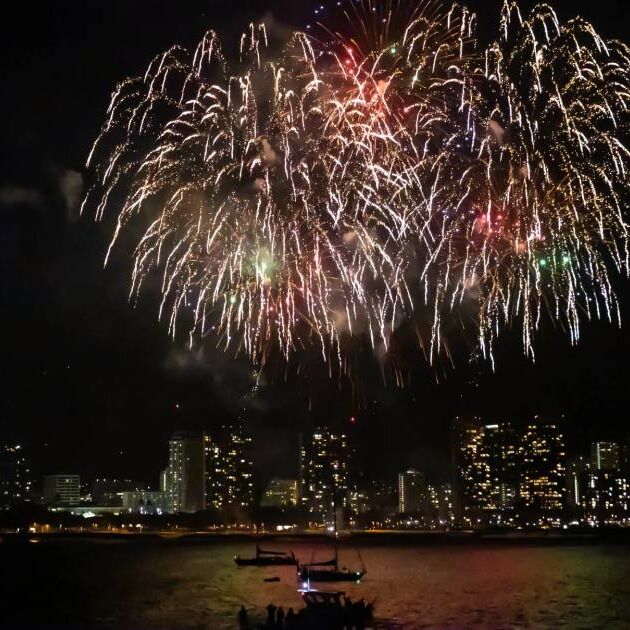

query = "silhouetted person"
[
  {"left": 276, "top": 606, "right": 285, "bottom": 628},
  {"left": 355, "top": 598, "right": 366, "bottom": 630},
  {"left": 286, "top": 607, "right": 296, "bottom": 629},
  {"left": 237, "top": 605, "right": 248, "bottom": 629},
  {"left": 366, "top": 601, "right": 374, "bottom": 620},
  {"left": 343, "top": 597, "right": 353, "bottom": 628},
  {"left": 266, "top": 603, "right": 277, "bottom": 627}
]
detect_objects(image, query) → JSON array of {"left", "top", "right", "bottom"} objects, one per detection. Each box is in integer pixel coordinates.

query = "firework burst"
[{"left": 84, "top": 1, "right": 630, "bottom": 370}]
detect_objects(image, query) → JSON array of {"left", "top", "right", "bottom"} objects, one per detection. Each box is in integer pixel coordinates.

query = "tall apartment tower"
[
  {"left": 0, "top": 444, "right": 32, "bottom": 508},
  {"left": 519, "top": 416, "right": 566, "bottom": 523},
  {"left": 163, "top": 432, "right": 205, "bottom": 513},
  {"left": 584, "top": 441, "right": 629, "bottom": 526},
  {"left": 397, "top": 469, "right": 427, "bottom": 514},
  {"left": 204, "top": 419, "right": 254, "bottom": 511},
  {"left": 300, "top": 427, "right": 350, "bottom": 525},
  {"left": 451, "top": 417, "right": 518, "bottom": 526},
  {"left": 566, "top": 456, "right": 590, "bottom": 510}
]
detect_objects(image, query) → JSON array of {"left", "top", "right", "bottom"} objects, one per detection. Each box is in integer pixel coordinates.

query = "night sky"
[{"left": 2, "top": 0, "right": 630, "bottom": 491}]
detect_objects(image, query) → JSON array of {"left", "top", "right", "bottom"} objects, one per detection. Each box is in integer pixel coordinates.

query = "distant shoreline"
[{"left": 3, "top": 529, "right": 630, "bottom": 546}]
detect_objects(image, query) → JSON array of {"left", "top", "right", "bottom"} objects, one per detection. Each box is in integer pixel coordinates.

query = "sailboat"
[
  {"left": 298, "top": 508, "right": 366, "bottom": 583},
  {"left": 298, "top": 546, "right": 365, "bottom": 583},
  {"left": 235, "top": 544, "right": 297, "bottom": 566},
  {"left": 234, "top": 530, "right": 297, "bottom": 566}
]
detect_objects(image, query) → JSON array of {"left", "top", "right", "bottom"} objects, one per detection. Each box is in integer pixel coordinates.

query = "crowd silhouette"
[{"left": 239, "top": 595, "right": 373, "bottom": 629}]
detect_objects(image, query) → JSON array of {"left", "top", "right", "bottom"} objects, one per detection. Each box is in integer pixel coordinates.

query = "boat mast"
[{"left": 332, "top": 490, "right": 339, "bottom": 571}]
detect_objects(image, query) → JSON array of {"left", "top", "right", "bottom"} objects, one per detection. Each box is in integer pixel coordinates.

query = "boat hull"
[
  {"left": 235, "top": 556, "right": 297, "bottom": 567},
  {"left": 299, "top": 568, "right": 365, "bottom": 582}
]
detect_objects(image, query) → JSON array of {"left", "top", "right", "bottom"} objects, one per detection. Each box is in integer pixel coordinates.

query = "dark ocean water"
[{"left": 2, "top": 536, "right": 630, "bottom": 629}]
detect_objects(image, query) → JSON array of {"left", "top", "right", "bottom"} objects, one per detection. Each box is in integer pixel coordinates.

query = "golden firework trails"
[{"left": 84, "top": 1, "right": 630, "bottom": 368}]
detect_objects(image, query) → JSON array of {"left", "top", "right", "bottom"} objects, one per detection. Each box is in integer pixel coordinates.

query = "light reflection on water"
[{"left": 3, "top": 539, "right": 630, "bottom": 628}]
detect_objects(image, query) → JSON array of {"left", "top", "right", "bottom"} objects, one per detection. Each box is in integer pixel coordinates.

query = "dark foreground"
[{"left": 2, "top": 535, "right": 630, "bottom": 629}]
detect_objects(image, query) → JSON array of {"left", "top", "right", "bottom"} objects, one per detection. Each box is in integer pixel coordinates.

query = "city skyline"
[
  {"left": 4, "top": 416, "right": 629, "bottom": 530},
  {"left": 5, "top": 404, "right": 629, "bottom": 492}
]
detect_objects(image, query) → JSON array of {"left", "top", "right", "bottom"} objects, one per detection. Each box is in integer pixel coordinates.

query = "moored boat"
[
  {"left": 235, "top": 543, "right": 297, "bottom": 566},
  {"left": 298, "top": 547, "right": 365, "bottom": 583}
]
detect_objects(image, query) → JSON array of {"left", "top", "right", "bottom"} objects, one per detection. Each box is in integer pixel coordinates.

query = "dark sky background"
[{"left": 2, "top": 0, "right": 630, "bottom": 491}]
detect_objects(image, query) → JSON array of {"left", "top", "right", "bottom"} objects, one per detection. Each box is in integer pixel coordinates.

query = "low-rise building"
[{"left": 43, "top": 475, "right": 80, "bottom": 506}]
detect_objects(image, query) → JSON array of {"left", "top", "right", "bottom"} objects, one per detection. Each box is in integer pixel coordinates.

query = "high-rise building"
[
  {"left": 300, "top": 427, "right": 350, "bottom": 525},
  {"left": 452, "top": 416, "right": 490, "bottom": 521},
  {"left": 591, "top": 442, "right": 621, "bottom": 471},
  {"left": 427, "top": 483, "right": 456, "bottom": 528},
  {"left": 566, "top": 456, "right": 590, "bottom": 511},
  {"left": 519, "top": 417, "right": 566, "bottom": 525},
  {"left": 584, "top": 470, "right": 630, "bottom": 526},
  {"left": 0, "top": 444, "right": 32, "bottom": 509},
  {"left": 485, "top": 423, "right": 520, "bottom": 512},
  {"left": 439, "top": 483, "right": 455, "bottom": 527},
  {"left": 204, "top": 420, "right": 254, "bottom": 511},
  {"left": 397, "top": 470, "right": 427, "bottom": 514},
  {"left": 204, "top": 433, "right": 224, "bottom": 510},
  {"left": 565, "top": 444, "right": 630, "bottom": 526},
  {"left": 223, "top": 421, "right": 254, "bottom": 509},
  {"left": 260, "top": 479, "right": 298, "bottom": 508},
  {"left": 43, "top": 475, "right": 80, "bottom": 506},
  {"left": 162, "top": 432, "right": 205, "bottom": 513},
  {"left": 451, "top": 417, "right": 517, "bottom": 526},
  {"left": 348, "top": 488, "right": 370, "bottom": 516}
]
